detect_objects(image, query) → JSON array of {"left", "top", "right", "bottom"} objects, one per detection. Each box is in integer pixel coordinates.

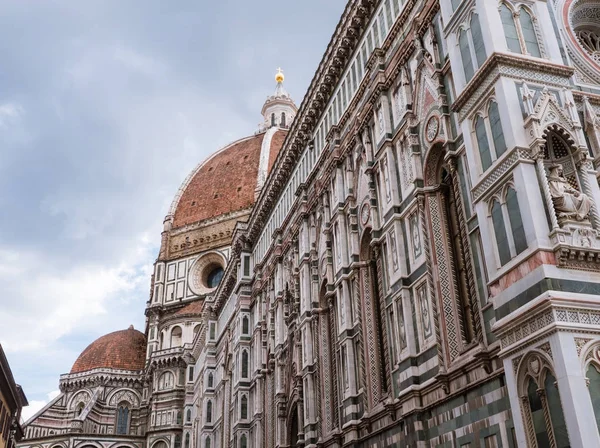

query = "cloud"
[
  {"left": 21, "top": 390, "right": 60, "bottom": 423},
  {"left": 0, "top": 0, "right": 346, "bottom": 410}
]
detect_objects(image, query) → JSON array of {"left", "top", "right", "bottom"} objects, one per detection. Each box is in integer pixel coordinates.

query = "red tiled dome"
[
  {"left": 171, "top": 129, "right": 287, "bottom": 228},
  {"left": 70, "top": 327, "right": 146, "bottom": 374}
]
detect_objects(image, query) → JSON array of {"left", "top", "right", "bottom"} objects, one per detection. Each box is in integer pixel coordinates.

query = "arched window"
[
  {"left": 186, "top": 408, "right": 192, "bottom": 423},
  {"left": 491, "top": 199, "right": 511, "bottom": 266},
  {"left": 499, "top": 4, "right": 541, "bottom": 57},
  {"left": 459, "top": 29, "right": 474, "bottom": 82},
  {"left": 207, "top": 372, "right": 214, "bottom": 388},
  {"left": 527, "top": 378, "right": 550, "bottom": 447},
  {"left": 473, "top": 100, "right": 507, "bottom": 172},
  {"left": 240, "top": 434, "right": 247, "bottom": 448},
  {"left": 470, "top": 13, "right": 486, "bottom": 68},
  {"left": 116, "top": 403, "right": 129, "bottom": 435},
  {"left": 174, "top": 435, "right": 181, "bottom": 448},
  {"left": 158, "top": 371, "right": 174, "bottom": 390},
  {"left": 489, "top": 187, "right": 528, "bottom": 267},
  {"left": 170, "top": 326, "right": 182, "bottom": 347},
  {"left": 587, "top": 363, "right": 600, "bottom": 434},
  {"left": 506, "top": 187, "right": 527, "bottom": 255},
  {"left": 205, "top": 437, "right": 211, "bottom": 448},
  {"left": 184, "top": 433, "right": 190, "bottom": 448},
  {"left": 521, "top": 358, "right": 570, "bottom": 448},
  {"left": 176, "top": 410, "right": 182, "bottom": 424},
  {"left": 76, "top": 402, "right": 85, "bottom": 417},
  {"left": 500, "top": 4, "right": 521, "bottom": 53},
  {"left": 475, "top": 115, "right": 491, "bottom": 170},
  {"left": 545, "top": 373, "right": 569, "bottom": 447},
  {"left": 206, "top": 400, "right": 213, "bottom": 423},
  {"left": 458, "top": 14, "right": 486, "bottom": 83},
  {"left": 271, "top": 113, "right": 275, "bottom": 127},
  {"left": 240, "top": 395, "right": 248, "bottom": 420},
  {"left": 488, "top": 101, "right": 506, "bottom": 157},
  {"left": 242, "top": 316, "right": 249, "bottom": 335},
  {"left": 519, "top": 9, "right": 541, "bottom": 57},
  {"left": 281, "top": 112, "right": 286, "bottom": 127},
  {"left": 241, "top": 350, "right": 249, "bottom": 379}
]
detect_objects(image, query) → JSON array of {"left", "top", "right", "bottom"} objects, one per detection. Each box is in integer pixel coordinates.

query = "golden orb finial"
[{"left": 275, "top": 67, "right": 284, "bottom": 83}]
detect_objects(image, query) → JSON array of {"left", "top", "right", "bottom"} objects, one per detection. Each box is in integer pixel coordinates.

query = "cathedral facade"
[{"left": 17, "top": 0, "right": 600, "bottom": 447}]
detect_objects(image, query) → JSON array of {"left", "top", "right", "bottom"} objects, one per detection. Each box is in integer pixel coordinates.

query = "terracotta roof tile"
[
  {"left": 173, "top": 130, "right": 287, "bottom": 228},
  {"left": 70, "top": 327, "right": 146, "bottom": 374}
]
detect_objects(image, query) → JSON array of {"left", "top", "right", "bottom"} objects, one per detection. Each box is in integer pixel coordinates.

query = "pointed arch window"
[
  {"left": 491, "top": 199, "right": 511, "bottom": 265},
  {"left": 545, "top": 373, "right": 569, "bottom": 447},
  {"left": 241, "top": 350, "right": 249, "bottom": 379},
  {"left": 186, "top": 408, "right": 192, "bottom": 423},
  {"left": 206, "top": 400, "right": 213, "bottom": 424},
  {"left": 473, "top": 100, "right": 507, "bottom": 172},
  {"left": 458, "top": 13, "right": 487, "bottom": 83},
  {"left": 489, "top": 186, "right": 527, "bottom": 267},
  {"left": 242, "top": 316, "right": 249, "bottom": 335},
  {"left": 184, "top": 433, "right": 190, "bottom": 448},
  {"left": 281, "top": 112, "right": 286, "bottom": 127},
  {"left": 116, "top": 403, "right": 129, "bottom": 435},
  {"left": 475, "top": 115, "right": 492, "bottom": 171},
  {"left": 207, "top": 371, "right": 214, "bottom": 389},
  {"left": 500, "top": 4, "right": 541, "bottom": 57},
  {"left": 240, "top": 435, "right": 247, "bottom": 448},
  {"left": 174, "top": 435, "right": 181, "bottom": 448},
  {"left": 240, "top": 395, "right": 248, "bottom": 420},
  {"left": 271, "top": 113, "right": 275, "bottom": 127}
]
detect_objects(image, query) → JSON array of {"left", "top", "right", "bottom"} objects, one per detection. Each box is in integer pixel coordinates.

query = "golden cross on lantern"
[{"left": 275, "top": 67, "right": 284, "bottom": 83}]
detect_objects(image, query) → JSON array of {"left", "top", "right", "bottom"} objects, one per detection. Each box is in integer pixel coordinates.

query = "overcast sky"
[{"left": 0, "top": 0, "right": 346, "bottom": 420}]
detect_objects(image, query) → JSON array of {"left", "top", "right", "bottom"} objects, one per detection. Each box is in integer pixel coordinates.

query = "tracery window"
[
  {"left": 186, "top": 408, "right": 192, "bottom": 423},
  {"left": 473, "top": 100, "right": 507, "bottom": 172},
  {"left": 240, "top": 435, "right": 247, "bottom": 448},
  {"left": 489, "top": 185, "right": 527, "bottom": 267},
  {"left": 207, "top": 371, "right": 214, "bottom": 388},
  {"left": 116, "top": 403, "right": 129, "bottom": 435},
  {"left": 520, "top": 355, "right": 570, "bottom": 448},
  {"left": 205, "top": 437, "right": 211, "bottom": 448},
  {"left": 499, "top": 3, "right": 541, "bottom": 57},
  {"left": 174, "top": 435, "right": 181, "bottom": 448},
  {"left": 458, "top": 13, "right": 487, "bottom": 83}
]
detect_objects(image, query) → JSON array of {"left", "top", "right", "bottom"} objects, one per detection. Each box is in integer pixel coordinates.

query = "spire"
[{"left": 260, "top": 68, "right": 298, "bottom": 131}]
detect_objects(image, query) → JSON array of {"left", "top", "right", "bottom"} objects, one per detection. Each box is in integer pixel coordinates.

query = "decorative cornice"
[{"left": 452, "top": 53, "right": 575, "bottom": 115}]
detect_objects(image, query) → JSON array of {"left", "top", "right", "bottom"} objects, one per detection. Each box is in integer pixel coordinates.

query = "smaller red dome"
[{"left": 70, "top": 327, "right": 146, "bottom": 374}]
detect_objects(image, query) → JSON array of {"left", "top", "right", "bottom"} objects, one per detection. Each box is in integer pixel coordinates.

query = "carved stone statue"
[{"left": 548, "top": 164, "right": 592, "bottom": 221}]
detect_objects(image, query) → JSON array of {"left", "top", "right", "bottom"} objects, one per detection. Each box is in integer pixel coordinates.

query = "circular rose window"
[
  {"left": 188, "top": 253, "right": 226, "bottom": 295},
  {"left": 571, "top": 0, "right": 600, "bottom": 63}
]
